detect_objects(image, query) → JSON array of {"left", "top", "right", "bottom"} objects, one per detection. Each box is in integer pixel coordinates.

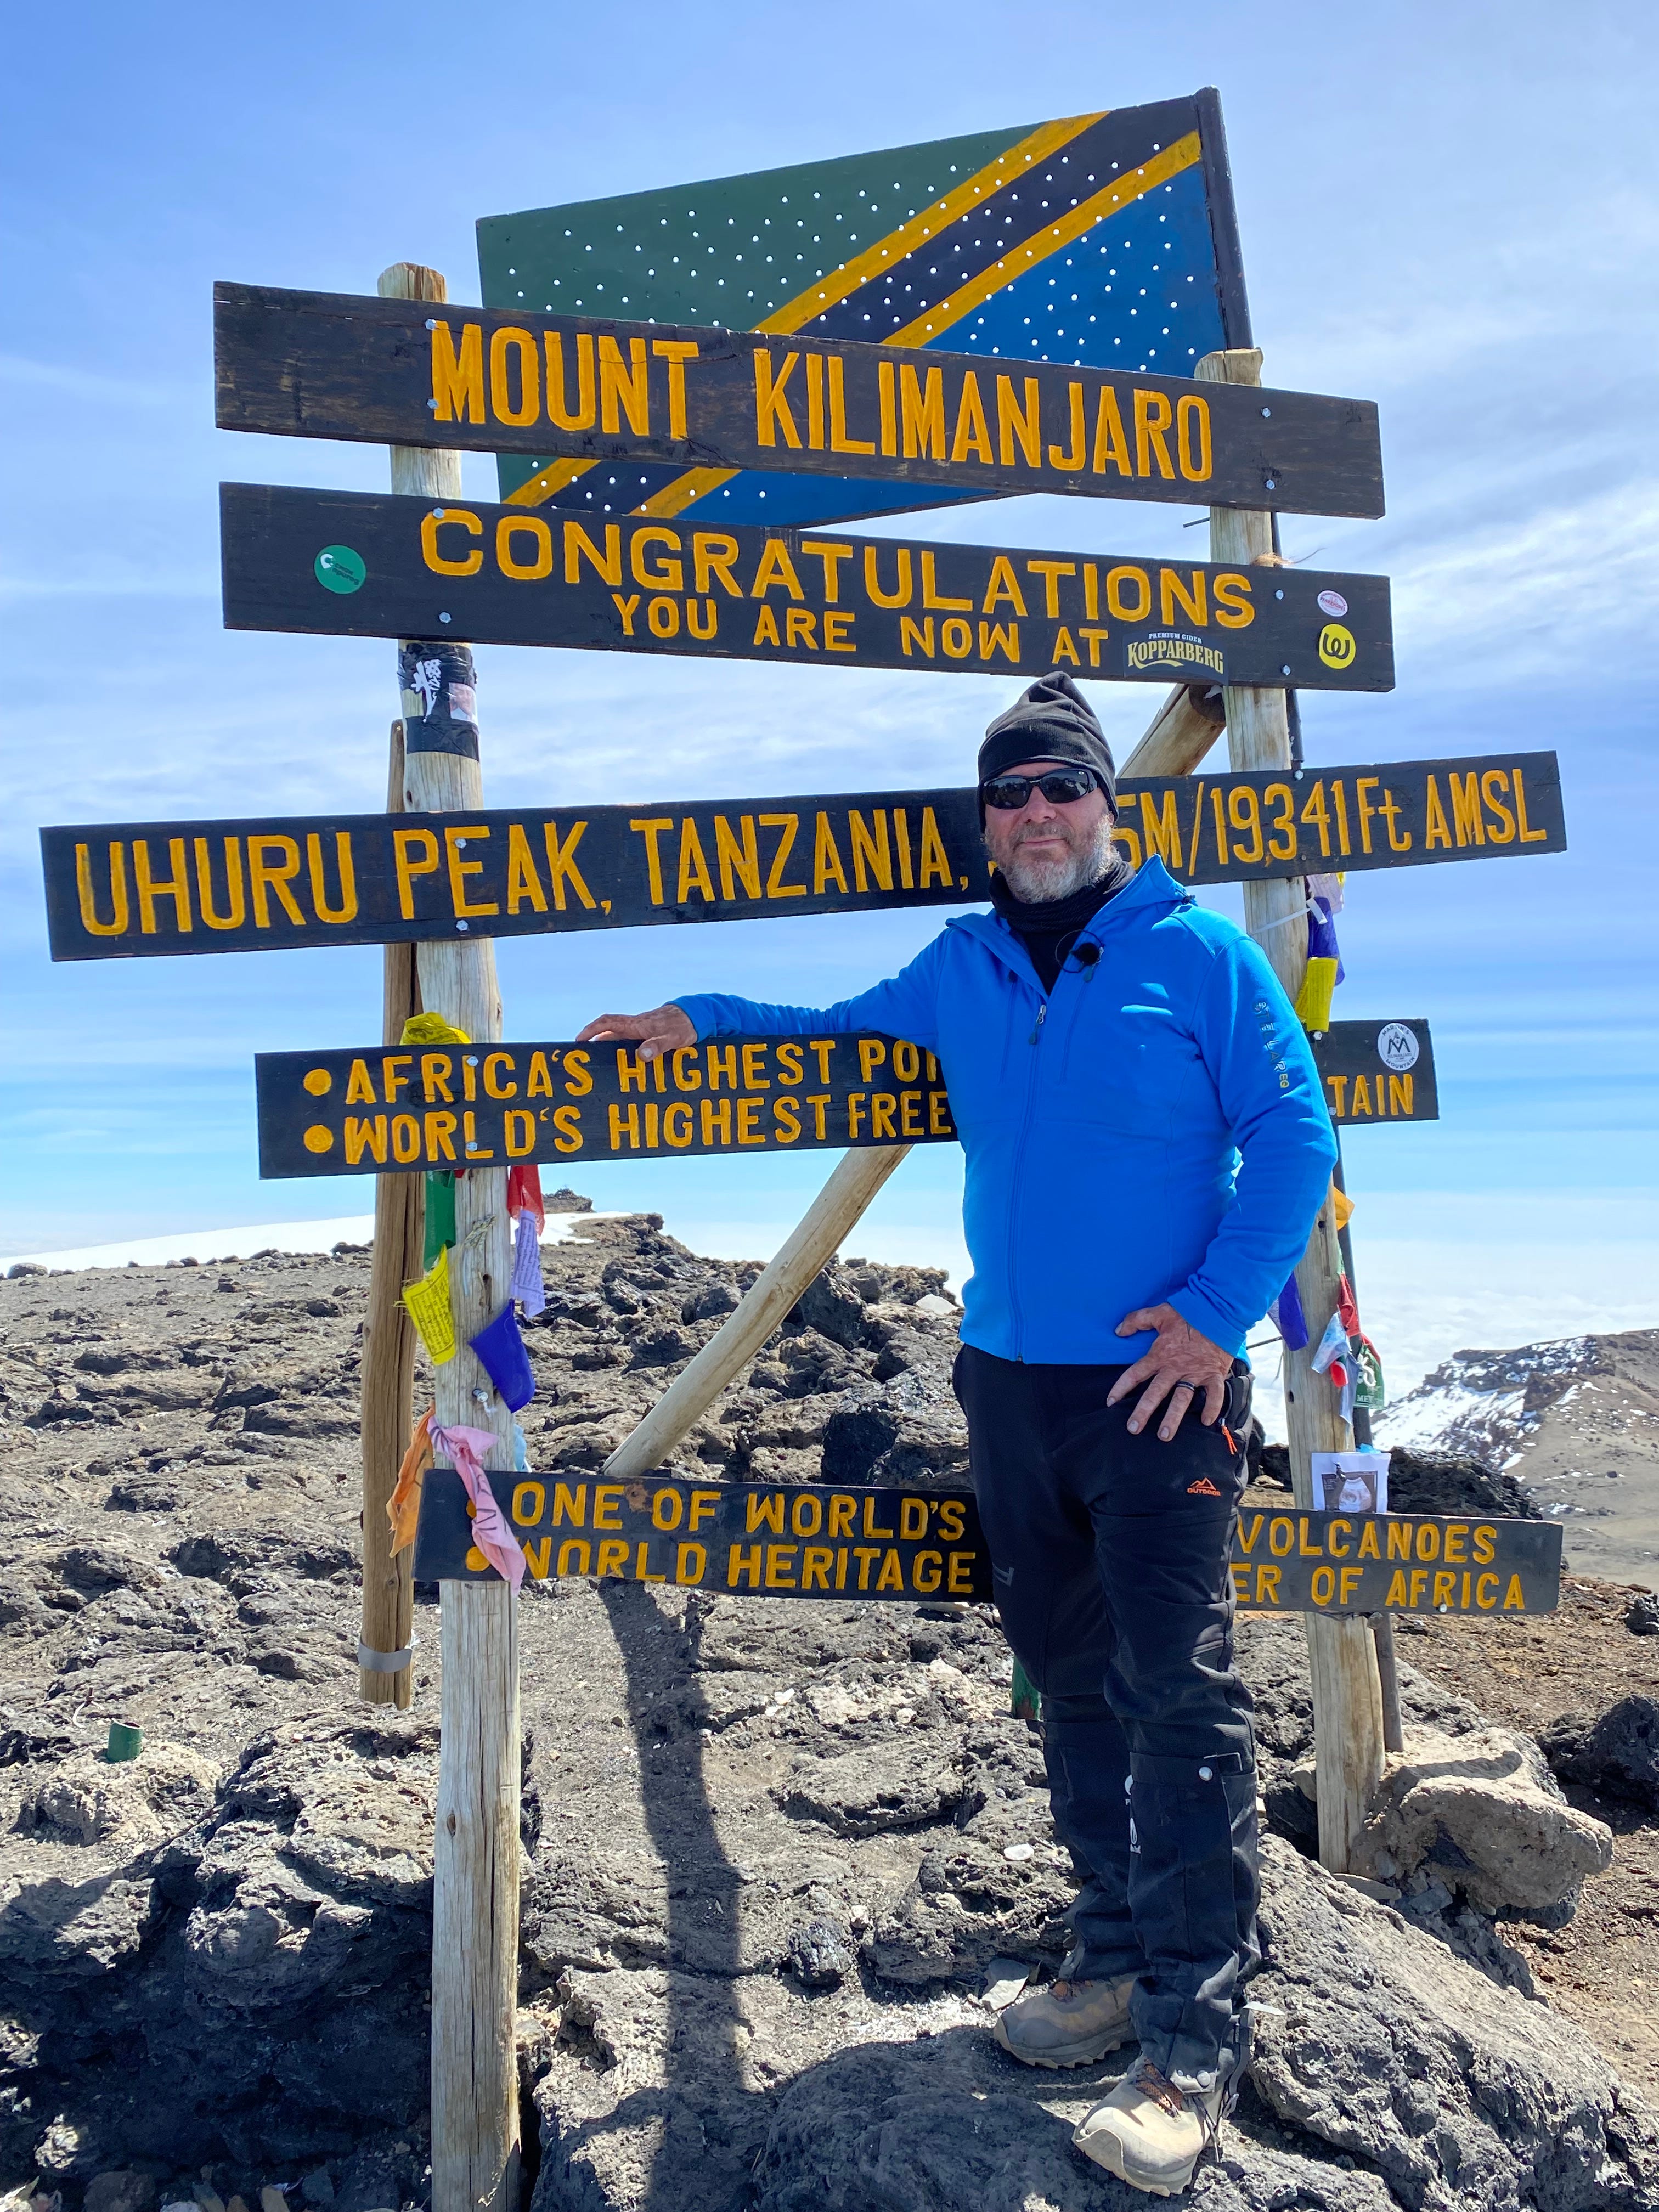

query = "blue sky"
[{"left": 3, "top": 2, "right": 1654, "bottom": 1377}]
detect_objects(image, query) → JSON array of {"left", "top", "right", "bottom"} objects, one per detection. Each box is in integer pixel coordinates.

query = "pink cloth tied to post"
[{"left": 432, "top": 1422, "right": 526, "bottom": 1590}]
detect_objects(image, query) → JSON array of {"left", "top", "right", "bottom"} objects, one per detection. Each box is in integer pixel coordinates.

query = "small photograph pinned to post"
[{"left": 1312, "top": 1448, "right": 1391, "bottom": 1515}]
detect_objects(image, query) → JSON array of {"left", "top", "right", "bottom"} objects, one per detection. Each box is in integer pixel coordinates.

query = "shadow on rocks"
[{"left": 524, "top": 1579, "right": 754, "bottom": 2212}]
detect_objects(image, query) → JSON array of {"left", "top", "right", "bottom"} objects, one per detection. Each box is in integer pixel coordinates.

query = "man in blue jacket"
[{"left": 579, "top": 672, "right": 1335, "bottom": 2195}]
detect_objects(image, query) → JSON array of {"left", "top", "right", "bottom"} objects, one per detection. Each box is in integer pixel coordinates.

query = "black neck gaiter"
[{"left": 990, "top": 854, "right": 1130, "bottom": 996}]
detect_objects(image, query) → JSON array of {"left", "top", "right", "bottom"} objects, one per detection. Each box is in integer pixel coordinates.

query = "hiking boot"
[
  {"left": 1073, "top": 2057, "right": 1228, "bottom": 2195},
  {"left": 994, "top": 1970, "right": 1137, "bottom": 2068}
]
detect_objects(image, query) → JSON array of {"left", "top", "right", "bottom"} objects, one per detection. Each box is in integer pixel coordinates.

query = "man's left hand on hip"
[{"left": 1108, "top": 1305, "right": 1232, "bottom": 1441}]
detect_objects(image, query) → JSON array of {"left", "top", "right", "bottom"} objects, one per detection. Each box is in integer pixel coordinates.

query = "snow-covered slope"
[
  {"left": 1375, "top": 1336, "right": 1599, "bottom": 1467},
  {"left": 1376, "top": 1329, "right": 1659, "bottom": 1588}
]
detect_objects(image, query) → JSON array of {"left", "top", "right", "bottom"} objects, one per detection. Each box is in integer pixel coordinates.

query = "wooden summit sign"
[
  {"left": 219, "top": 482, "right": 1393, "bottom": 691},
  {"left": 44, "top": 752, "right": 1566, "bottom": 962},
  {"left": 256, "top": 1031, "right": 955, "bottom": 1177},
  {"left": 213, "top": 284, "right": 1385, "bottom": 522},
  {"left": 257, "top": 1019, "right": 1440, "bottom": 1180},
  {"left": 413, "top": 1470, "right": 1562, "bottom": 1618}
]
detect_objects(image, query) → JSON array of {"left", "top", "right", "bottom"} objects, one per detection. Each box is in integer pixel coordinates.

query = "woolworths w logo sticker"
[{"left": 1127, "top": 629, "right": 1225, "bottom": 678}]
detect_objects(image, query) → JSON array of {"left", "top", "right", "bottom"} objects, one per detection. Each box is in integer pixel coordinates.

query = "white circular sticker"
[
  {"left": 1376, "top": 1022, "right": 1419, "bottom": 1071},
  {"left": 1317, "top": 589, "right": 1349, "bottom": 618}
]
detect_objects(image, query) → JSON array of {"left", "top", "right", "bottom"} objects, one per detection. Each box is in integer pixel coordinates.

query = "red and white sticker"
[{"left": 1317, "top": 589, "right": 1349, "bottom": 618}]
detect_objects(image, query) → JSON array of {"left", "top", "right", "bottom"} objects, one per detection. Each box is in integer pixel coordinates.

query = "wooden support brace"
[
  {"left": 603, "top": 1143, "right": 911, "bottom": 1481},
  {"left": 1118, "top": 681, "right": 1227, "bottom": 781}
]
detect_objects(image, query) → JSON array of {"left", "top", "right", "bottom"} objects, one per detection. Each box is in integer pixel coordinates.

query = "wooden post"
[
  {"left": 380, "top": 261, "right": 521, "bottom": 2212},
  {"left": 357, "top": 715, "right": 424, "bottom": 1707},
  {"left": 1197, "top": 347, "right": 1385, "bottom": 1871},
  {"left": 603, "top": 1142, "right": 910, "bottom": 1481},
  {"left": 1335, "top": 1148, "right": 1405, "bottom": 1757}
]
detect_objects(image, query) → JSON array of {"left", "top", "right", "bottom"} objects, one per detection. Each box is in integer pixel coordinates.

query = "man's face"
[{"left": 983, "top": 755, "right": 1118, "bottom": 902}]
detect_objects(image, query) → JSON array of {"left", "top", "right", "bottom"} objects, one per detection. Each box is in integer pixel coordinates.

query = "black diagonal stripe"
[{"left": 802, "top": 97, "right": 1204, "bottom": 345}]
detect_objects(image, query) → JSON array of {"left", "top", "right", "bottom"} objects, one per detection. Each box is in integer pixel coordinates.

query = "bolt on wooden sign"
[
  {"left": 213, "top": 285, "right": 1385, "bottom": 522},
  {"left": 255, "top": 1032, "right": 956, "bottom": 1178},
  {"left": 42, "top": 752, "right": 1565, "bottom": 963},
  {"left": 218, "top": 482, "right": 1394, "bottom": 691},
  {"left": 414, "top": 1470, "right": 1562, "bottom": 1616}
]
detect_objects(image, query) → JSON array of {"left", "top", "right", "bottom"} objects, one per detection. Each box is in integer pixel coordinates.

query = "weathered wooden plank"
[
  {"left": 44, "top": 749, "right": 1559, "bottom": 963},
  {"left": 253, "top": 1015, "right": 1442, "bottom": 1182},
  {"left": 218, "top": 482, "right": 1395, "bottom": 690},
  {"left": 212, "top": 282, "right": 1386, "bottom": 521},
  {"left": 413, "top": 1472, "right": 1563, "bottom": 1617},
  {"left": 255, "top": 1031, "right": 953, "bottom": 1179}
]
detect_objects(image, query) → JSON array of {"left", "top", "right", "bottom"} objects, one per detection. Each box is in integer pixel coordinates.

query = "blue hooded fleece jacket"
[{"left": 675, "top": 857, "right": 1336, "bottom": 1368}]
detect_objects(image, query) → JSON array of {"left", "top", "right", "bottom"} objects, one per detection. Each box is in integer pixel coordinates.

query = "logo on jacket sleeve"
[{"left": 1186, "top": 1476, "right": 1222, "bottom": 1497}]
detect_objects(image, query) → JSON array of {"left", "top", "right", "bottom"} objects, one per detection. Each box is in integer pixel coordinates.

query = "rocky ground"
[
  {"left": 3, "top": 1213, "right": 1658, "bottom": 2211},
  {"left": 1384, "top": 1576, "right": 1659, "bottom": 2103}
]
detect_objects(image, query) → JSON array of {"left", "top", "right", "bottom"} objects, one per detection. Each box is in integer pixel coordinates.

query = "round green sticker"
[{"left": 315, "top": 545, "right": 366, "bottom": 594}]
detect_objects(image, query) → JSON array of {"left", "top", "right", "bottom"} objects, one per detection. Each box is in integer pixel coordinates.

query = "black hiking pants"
[{"left": 952, "top": 1344, "right": 1259, "bottom": 2089}]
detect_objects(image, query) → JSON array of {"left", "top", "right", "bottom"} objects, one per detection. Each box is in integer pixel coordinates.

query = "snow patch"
[{"left": 1, "top": 1211, "right": 620, "bottom": 1276}]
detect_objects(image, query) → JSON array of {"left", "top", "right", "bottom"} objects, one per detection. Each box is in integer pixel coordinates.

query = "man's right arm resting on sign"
[{"left": 577, "top": 939, "right": 949, "bottom": 1059}]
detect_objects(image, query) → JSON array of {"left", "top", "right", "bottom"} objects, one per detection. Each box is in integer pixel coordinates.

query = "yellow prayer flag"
[
  {"left": 1332, "top": 1187, "right": 1355, "bottom": 1231},
  {"left": 1294, "top": 955, "right": 1339, "bottom": 1034},
  {"left": 403, "top": 1246, "right": 457, "bottom": 1365},
  {"left": 401, "top": 1012, "right": 472, "bottom": 1045}
]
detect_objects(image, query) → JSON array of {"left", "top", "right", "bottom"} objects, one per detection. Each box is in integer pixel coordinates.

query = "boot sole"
[
  {"left": 993, "top": 2018, "right": 1132, "bottom": 2069},
  {"left": 1073, "top": 2126, "right": 1199, "bottom": 2197}
]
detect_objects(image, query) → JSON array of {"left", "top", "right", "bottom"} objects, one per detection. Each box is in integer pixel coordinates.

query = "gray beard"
[{"left": 995, "top": 814, "right": 1120, "bottom": 903}]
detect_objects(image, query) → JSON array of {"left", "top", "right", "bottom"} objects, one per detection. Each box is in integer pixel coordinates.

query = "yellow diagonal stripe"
[
  {"left": 633, "top": 466, "right": 737, "bottom": 520},
  {"left": 505, "top": 456, "right": 601, "bottom": 508},
  {"left": 512, "top": 110, "right": 1143, "bottom": 519},
  {"left": 887, "top": 131, "right": 1201, "bottom": 346},
  {"left": 629, "top": 116, "right": 1111, "bottom": 521},
  {"left": 753, "top": 110, "right": 1107, "bottom": 340}
]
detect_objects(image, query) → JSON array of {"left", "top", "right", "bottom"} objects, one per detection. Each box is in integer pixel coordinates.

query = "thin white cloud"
[
  {"left": 0, "top": 352, "right": 188, "bottom": 407},
  {"left": 1389, "top": 480, "right": 1659, "bottom": 681}
]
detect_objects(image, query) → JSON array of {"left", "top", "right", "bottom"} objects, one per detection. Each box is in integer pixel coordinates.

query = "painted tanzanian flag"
[{"left": 477, "top": 91, "right": 1250, "bottom": 529}]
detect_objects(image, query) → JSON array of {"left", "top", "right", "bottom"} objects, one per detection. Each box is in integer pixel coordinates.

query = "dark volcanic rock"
[
  {"left": 787, "top": 1266, "right": 866, "bottom": 1350},
  {"left": 1, "top": 1715, "right": 435, "bottom": 2174},
  {"left": 1384, "top": 1446, "right": 1542, "bottom": 1519},
  {"left": 1543, "top": 1695, "right": 1659, "bottom": 1810},
  {"left": 785, "top": 1917, "right": 854, "bottom": 1987},
  {"left": 775, "top": 1739, "right": 983, "bottom": 1837},
  {"left": 1257, "top": 1442, "right": 1540, "bottom": 1518}
]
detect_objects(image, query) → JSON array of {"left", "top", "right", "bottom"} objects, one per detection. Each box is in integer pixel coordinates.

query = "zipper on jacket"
[{"left": 1006, "top": 996, "right": 1047, "bottom": 1359}]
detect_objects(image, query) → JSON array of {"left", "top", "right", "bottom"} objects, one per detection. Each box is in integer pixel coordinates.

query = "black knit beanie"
[{"left": 977, "top": 671, "right": 1116, "bottom": 822}]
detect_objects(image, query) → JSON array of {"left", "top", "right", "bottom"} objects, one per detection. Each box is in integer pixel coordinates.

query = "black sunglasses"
[{"left": 981, "top": 767, "right": 1100, "bottom": 811}]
